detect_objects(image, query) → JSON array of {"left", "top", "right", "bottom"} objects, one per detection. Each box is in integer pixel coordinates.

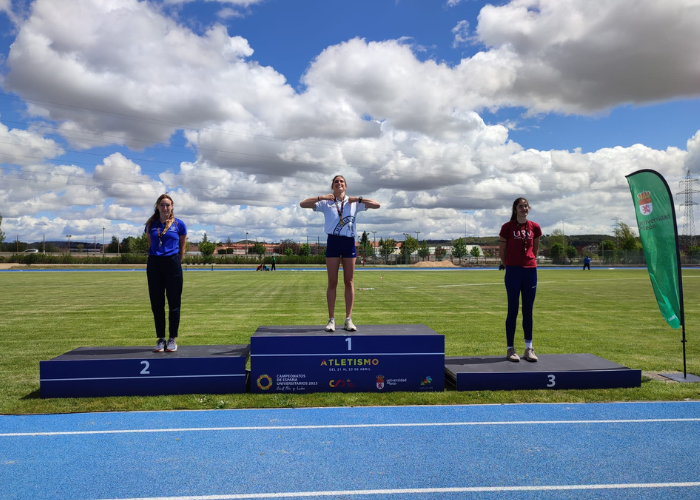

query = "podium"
[
  {"left": 40, "top": 345, "right": 250, "bottom": 398},
  {"left": 250, "top": 325, "right": 444, "bottom": 393},
  {"left": 445, "top": 354, "right": 641, "bottom": 391}
]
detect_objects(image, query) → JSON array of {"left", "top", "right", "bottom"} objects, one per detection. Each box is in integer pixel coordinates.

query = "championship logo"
[
  {"left": 376, "top": 375, "right": 385, "bottom": 390},
  {"left": 421, "top": 376, "right": 433, "bottom": 386},
  {"left": 256, "top": 374, "right": 272, "bottom": 391},
  {"left": 637, "top": 191, "right": 652, "bottom": 216}
]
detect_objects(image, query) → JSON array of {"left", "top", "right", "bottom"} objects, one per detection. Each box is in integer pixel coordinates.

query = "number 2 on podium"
[{"left": 345, "top": 337, "right": 351, "bottom": 351}]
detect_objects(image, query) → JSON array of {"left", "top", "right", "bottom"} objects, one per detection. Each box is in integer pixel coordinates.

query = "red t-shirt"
[{"left": 499, "top": 220, "right": 542, "bottom": 268}]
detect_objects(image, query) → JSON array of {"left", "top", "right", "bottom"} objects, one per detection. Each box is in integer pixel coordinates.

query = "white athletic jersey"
[{"left": 314, "top": 196, "right": 367, "bottom": 238}]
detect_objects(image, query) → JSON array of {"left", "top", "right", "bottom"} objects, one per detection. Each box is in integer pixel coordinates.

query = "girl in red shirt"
[{"left": 498, "top": 197, "right": 542, "bottom": 362}]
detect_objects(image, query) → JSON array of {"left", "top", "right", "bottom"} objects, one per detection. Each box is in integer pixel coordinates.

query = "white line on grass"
[
  {"left": 88, "top": 482, "right": 700, "bottom": 499},
  {"left": 437, "top": 281, "right": 555, "bottom": 287},
  {"left": 3, "top": 418, "right": 699, "bottom": 437}
]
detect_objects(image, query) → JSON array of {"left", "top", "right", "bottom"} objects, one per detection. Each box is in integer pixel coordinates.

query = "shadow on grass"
[{"left": 22, "top": 389, "right": 41, "bottom": 400}]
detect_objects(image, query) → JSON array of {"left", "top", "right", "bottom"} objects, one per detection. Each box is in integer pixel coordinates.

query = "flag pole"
[{"left": 664, "top": 171, "right": 687, "bottom": 378}]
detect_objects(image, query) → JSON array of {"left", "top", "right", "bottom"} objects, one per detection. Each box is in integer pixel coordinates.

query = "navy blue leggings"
[{"left": 504, "top": 266, "right": 537, "bottom": 346}]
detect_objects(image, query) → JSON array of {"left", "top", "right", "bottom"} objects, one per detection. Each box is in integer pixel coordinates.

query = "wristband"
[{"left": 359, "top": 196, "right": 363, "bottom": 203}]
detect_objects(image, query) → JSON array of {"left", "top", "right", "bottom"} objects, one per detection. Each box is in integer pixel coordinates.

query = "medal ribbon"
[
  {"left": 334, "top": 196, "right": 346, "bottom": 227},
  {"left": 518, "top": 221, "right": 529, "bottom": 253},
  {"left": 157, "top": 222, "right": 165, "bottom": 247}
]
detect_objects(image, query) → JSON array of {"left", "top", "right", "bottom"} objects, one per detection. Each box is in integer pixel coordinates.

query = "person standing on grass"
[
  {"left": 300, "top": 175, "right": 380, "bottom": 332},
  {"left": 499, "top": 197, "right": 542, "bottom": 362},
  {"left": 271, "top": 255, "right": 276, "bottom": 271},
  {"left": 145, "top": 194, "right": 187, "bottom": 353},
  {"left": 583, "top": 255, "right": 591, "bottom": 270}
]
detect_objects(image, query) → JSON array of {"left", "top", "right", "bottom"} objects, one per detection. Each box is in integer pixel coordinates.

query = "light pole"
[
  {"left": 245, "top": 232, "right": 249, "bottom": 256},
  {"left": 561, "top": 219, "right": 567, "bottom": 250},
  {"left": 102, "top": 227, "right": 105, "bottom": 256},
  {"left": 371, "top": 231, "right": 377, "bottom": 262},
  {"left": 403, "top": 233, "right": 410, "bottom": 265},
  {"left": 66, "top": 235, "right": 72, "bottom": 254},
  {"left": 415, "top": 230, "right": 420, "bottom": 243},
  {"left": 462, "top": 210, "right": 468, "bottom": 241}
]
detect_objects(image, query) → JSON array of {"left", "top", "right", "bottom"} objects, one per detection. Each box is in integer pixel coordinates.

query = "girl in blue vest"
[{"left": 145, "top": 194, "right": 188, "bottom": 352}]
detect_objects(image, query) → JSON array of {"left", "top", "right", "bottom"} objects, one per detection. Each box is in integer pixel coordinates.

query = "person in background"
[
  {"left": 300, "top": 175, "right": 380, "bottom": 332},
  {"left": 145, "top": 194, "right": 187, "bottom": 353},
  {"left": 498, "top": 197, "right": 542, "bottom": 362},
  {"left": 583, "top": 255, "right": 591, "bottom": 270}
]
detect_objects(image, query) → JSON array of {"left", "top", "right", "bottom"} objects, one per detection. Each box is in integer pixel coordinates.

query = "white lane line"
[
  {"left": 436, "top": 282, "right": 555, "bottom": 288},
  {"left": 566, "top": 278, "right": 648, "bottom": 282},
  {"left": 3, "top": 418, "right": 699, "bottom": 437},
  {"left": 89, "top": 482, "right": 700, "bottom": 499}
]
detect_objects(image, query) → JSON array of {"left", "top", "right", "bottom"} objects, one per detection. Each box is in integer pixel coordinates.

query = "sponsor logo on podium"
[
  {"left": 329, "top": 379, "right": 355, "bottom": 388},
  {"left": 421, "top": 376, "right": 433, "bottom": 386},
  {"left": 320, "top": 358, "right": 379, "bottom": 366},
  {"left": 376, "top": 375, "right": 385, "bottom": 390},
  {"left": 256, "top": 374, "right": 272, "bottom": 390}
]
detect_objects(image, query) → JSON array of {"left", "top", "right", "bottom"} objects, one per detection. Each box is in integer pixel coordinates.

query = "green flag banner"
[{"left": 626, "top": 169, "right": 683, "bottom": 329}]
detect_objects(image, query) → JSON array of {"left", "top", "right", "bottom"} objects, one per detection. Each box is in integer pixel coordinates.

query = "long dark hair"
[
  {"left": 510, "top": 197, "right": 529, "bottom": 221},
  {"left": 146, "top": 194, "right": 176, "bottom": 232}
]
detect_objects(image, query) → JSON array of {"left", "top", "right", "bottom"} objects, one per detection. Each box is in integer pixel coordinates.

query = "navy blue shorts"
[{"left": 325, "top": 234, "right": 356, "bottom": 258}]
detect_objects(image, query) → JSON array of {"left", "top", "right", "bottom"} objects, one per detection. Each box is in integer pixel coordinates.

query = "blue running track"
[{"left": 2, "top": 401, "right": 699, "bottom": 500}]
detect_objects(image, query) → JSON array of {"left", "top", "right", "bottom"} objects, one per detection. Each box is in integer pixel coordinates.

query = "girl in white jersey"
[{"left": 300, "top": 175, "right": 380, "bottom": 332}]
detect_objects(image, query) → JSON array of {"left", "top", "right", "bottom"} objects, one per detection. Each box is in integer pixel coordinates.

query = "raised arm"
[{"left": 300, "top": 194, "right": 334, "bottom": 209}]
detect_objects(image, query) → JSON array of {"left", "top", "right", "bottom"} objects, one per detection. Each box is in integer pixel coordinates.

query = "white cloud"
[
  {"left": 472, "top": 0, "right": 700, "bottom": 113},
  {"left": 451, "top": 20, "right": 471, "bottom": 48},
  {"left": 0, "top": 119, "right": 65, "bottom": 165},
  {"left": 1, "top": 0, "right": 699, "bottom": 243}
]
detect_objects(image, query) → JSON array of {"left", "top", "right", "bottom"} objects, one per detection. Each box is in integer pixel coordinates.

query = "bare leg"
[
  {"left": 326, "top": 257, "right": 340, "bottom": 318},
  {"left": 342, "top": 257, "right": 356, "bottom": 318}
]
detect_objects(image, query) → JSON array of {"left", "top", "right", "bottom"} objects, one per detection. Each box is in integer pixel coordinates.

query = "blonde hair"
[{"left": 146, "top": 194, "right": 176, "bottom": 233}]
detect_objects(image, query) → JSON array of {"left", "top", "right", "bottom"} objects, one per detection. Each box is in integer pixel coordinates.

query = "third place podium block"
[{"left": 250, "top": 325, "right": 444, "bottom": 393}]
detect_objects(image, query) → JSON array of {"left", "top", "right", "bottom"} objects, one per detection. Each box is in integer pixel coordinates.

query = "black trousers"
[{"left": 147, "top": 255, "right": 183, "bottom": 338}]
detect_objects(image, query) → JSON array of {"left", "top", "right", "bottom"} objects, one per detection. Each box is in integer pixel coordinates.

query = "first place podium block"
[
  {"left": 40, "top": 345, "right": 250, "bottom": 398},
  {"left": 250, "top": 325, "right": 444, "bottom": 393}
]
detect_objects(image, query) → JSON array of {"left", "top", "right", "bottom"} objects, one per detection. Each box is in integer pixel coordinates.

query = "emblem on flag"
[{"left": 637, "top": 191, "right": 653, "bottom": 215}]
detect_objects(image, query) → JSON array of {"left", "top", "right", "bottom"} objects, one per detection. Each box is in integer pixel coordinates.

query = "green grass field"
[{"left": 1, "top": 268, "right": 699, "bottom": 414}]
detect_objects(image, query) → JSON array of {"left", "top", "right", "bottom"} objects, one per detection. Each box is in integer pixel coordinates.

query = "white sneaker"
[
  {"left": 153, "top": 338, "right": 166, "bottom": 352},
  {"left": 166, "top": 338, "right": 178, "bottom": 352},
  {"left": 325, "top": 318, "right": 335, "bottom": 332},
  {"left": 344, "top": 318, "right": 357, "bottom": 331}
]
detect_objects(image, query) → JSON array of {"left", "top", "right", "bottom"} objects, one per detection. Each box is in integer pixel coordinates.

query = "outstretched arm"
[
  {"left": 348, "top": 197, "right": 380, "bottom": 209},
  {"left": 300, "top": 194, "right": 334, "bottom": 209}
]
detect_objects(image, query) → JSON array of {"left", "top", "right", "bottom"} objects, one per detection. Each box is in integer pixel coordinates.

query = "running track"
[{"left": 2, "top": 402, "right": 700, "bottom": 500}]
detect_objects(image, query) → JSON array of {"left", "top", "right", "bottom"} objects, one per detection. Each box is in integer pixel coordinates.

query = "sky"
[{"left": 1, "top": 0, "right": 700, "bottom": 245}]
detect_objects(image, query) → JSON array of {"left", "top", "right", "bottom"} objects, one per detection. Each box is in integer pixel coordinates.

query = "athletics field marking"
[{"left": 4, "top": 417, "right": 699, "bottom": 438}]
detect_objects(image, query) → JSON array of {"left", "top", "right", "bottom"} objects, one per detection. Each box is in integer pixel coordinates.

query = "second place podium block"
[{"left": 250, "top": 324, "right": 445, "bottom": 393}]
